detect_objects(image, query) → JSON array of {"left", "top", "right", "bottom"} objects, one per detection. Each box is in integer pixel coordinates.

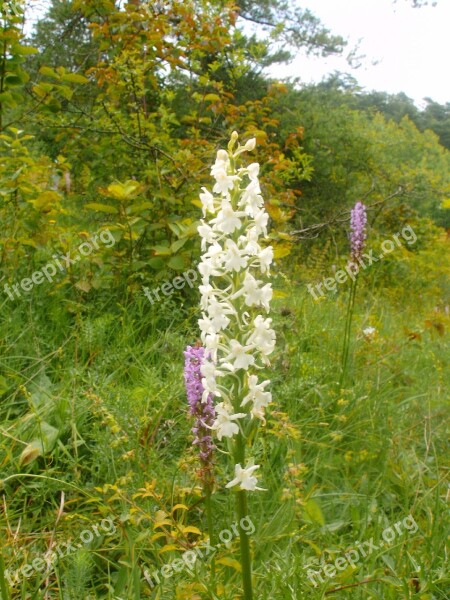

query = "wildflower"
[
  {"left": 211, "top": 403, "right": 246, "bottom": 440},
  {"left": 363, "top": 326, "right": 377, "bottom": 339},
  {"left": 183, "top": 345, "right": 215, "bottom": 464},
  {"left": 225, "top": 462, "right": 266, "bottom": 491},
  {"left": 349, "top": 201, "right": 367, "bottom": 265},
  {"left": 200, "top": 187, "right": 215, "bottom": 216},
  {"left": 197, "top": 132, "right": 275, "bottom": 494}
]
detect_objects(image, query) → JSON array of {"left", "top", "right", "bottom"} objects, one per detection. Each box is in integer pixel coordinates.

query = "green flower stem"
[
  {"left": 340, "top": 276, "right": 358, "bottom": 388},
  {"left": 0, "top": 550, "right": 11, "bottom": 600},
  {"left": 205, "top": 485, "right": 216, "bottom": 593},
  {"left": 234, "top": 431, "right": 253, "bottom": 600}
]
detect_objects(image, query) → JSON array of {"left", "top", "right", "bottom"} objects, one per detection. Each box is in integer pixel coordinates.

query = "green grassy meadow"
[
  {"left": 1, "top": 237, "right": 448, "bottom": 599},
  {"left": 1, "top": 4, "right": 450, "bottom": 598}
]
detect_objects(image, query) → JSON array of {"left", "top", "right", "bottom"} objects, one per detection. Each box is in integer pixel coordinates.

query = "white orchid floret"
[
  {"left": 223, "top": 239, "right": 249, "bottom": 272},
  {"left": 242, "top": 375, "right": 271, "bottom": 421},
  {"left": 232, "top": 272, "right": 273, "bottom": 311},
  {"left": 240, "top": 178, "right": 261, "bottom": 199},
  {"left": 200, "top": 187, "right": 216, "bottom": 216},
  {"left": 211, "top": 150, "right": 230, "bottom": 177},
  {"left": 212, "top": 168, "right": 239, "bottom": 195},
  {"left": 246, "top": 162, "right": 260, "bottom": 180},
  {"left": 239, "top": 229, "right": 261, "bottom": 256},
  {"left": 210, "top": 199, "right": 244, "bottom": 234},
  {"left": 197, "top": 221, "right": 218, "bottom": 251},
  {"left": 211, "top": 402, "right": 246, "bottom": 440},
  {"left": 225, "top": 461, "right": 265, "bottom": 491},
  {"left": 233, "top": 137, "right": 256, "bottom": 158},
  {"left": 242, "top": 374, "right": 271, "bottom": 407},
  {"left": 199, "top": 242, "right": 225, "bottom": 277},
  {"left": 200, "top": 358, "right": 223, "bottom": 381},
  {"left": 238, "top": 179, "right": 264, "bottom": 217},
  {"left": 253, "top": 208, "right": 269, "bottom": 236},
  {"left": 248, "top": 315, "right": 276, "bottom": 356},
  {"left": 201, "top": 375, "right": 222, "bottom": 403},
  {"left": 199, "top": 314, "right": 217, "bottom": 336},
  {"left": 207, "top": 297, "right": 235, "bottom": 331},
  {"left": 250, "top": 400, "right": 268, "bottom": 421},
  {"left": 247, "top": 383, "right": 271, "bottom": 421},
  {"left": 220, "top": 339, "right": 256, "bottom": 371},
  {"left": 203, "top": 240, "right": 225, "bottom": 263},
  {"left": 199, "top": 282, "right": 217, "bottom": 310},
  {"left": 198, "top": 258, "right": 221, "bottom": 279},
  {"left": 257, "top": 245, "right": 274, "bottom": 274},
  {"left": 203, "top": 332, "right": 221, "bottom": 360},
  {"left": 242, "top": 138, "right": 256, "bottom": 152}
]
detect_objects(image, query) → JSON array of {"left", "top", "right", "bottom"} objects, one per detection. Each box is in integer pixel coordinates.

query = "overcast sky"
[
  {"left": 24, "top": 0, "right": 449, "bottom": 105},
  {"left": 267, "top": 0, "right": 449, "bottom": 105}
]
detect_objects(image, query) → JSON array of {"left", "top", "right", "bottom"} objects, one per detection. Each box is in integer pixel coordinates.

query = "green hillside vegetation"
[{"left": 0, "top": 1, "right": 448, "bottom": 599}]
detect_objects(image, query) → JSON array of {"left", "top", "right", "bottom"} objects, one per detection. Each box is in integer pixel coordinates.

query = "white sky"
[
  {"left": 266, "top": 0, "right": 449, "bottom": 105},
  {"left": 23, "top": 0, "right": 449, "bottom": 105}
]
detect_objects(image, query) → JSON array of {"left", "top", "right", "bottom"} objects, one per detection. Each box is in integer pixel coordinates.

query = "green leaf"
[
  {"left": 45, "top": 98, "right": 62, "bottom": 113},
  {"left": 56, "top": 84, "right": 74, "bottom": 100},
  {"left": 39, "top": 66, "right": 60, "bottom": 79},
  {"left": 4, "top": 74, "right": 23, "bottom": 86},
  {"left": 148, "top": 257, "right": 165, "bottom": 269},
  {"left": 15, "top": 44, "right": 38, "bottom": 55},
  {"left": 127, "top": 201, "right": 153, "bottom": 214},
  {"left": 170, "top": 238, "right": 188, "bottom": 253},
  {"left": 19, "top": 422, "right": 60, "bottom": 466},
  {"left": 32, "top": 84, "right": 49, "bottom": 99},
  {"left": 152, "top": 245, "right": 171, "bottom": 256},
  {"left": 168, "top": 255, "right": 186, "bottom": 270},
  {"left": 84, "top": 202, "right": 118, "bottom": 214},
  {"left": 61, "top": 72, "right": 89, "bottom": 84},
  {"left": 216, "top": 557, "right": 242, "bottom": 572},
  {"left": 204, "top": 93, "right": 220, "bottom": 102},
  {"left": 0, "top": 91, "right": 16, "bottom": 107},
  {"left": 304, "top": 499, "right": 325, "bottom": 526},
  {"left": 104, "top": 180, "right": 144, "bottom": 201}
]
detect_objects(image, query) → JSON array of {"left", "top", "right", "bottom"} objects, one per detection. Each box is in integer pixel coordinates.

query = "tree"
[{"left": 274, "top": 80, "right": 450, "bottom": 239}]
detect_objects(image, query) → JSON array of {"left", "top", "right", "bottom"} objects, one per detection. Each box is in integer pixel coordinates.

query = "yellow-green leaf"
[
  {"left": 304, "top": 499, "right": 325, "bottom": 526},
  {"left": 39, "top": 66, "right": 59, "bottom": 79},
  {"left": 159, "top": 544, "right": 178, "bottom": 555},
  {"left": 84, "top": 202, "right": 118, "bottom": 214},
  {"left": 216, "top": 557, "right": 242, "bottom": 572},
  {"left": 61, "top": 73, "right": 89, "bottom": 84},
  {"left": 204, "top": 93, "right": 220, "bottom": 102},
  {"left": 171, "top": 503, "right": 189, "bottom": 514},
  {"left": 75, "top": 281, "right": 92, "bottom": 293},
  {"left": 19, "top": 441, "right": 43, "bottom": 466},
  {"left": 180, "top": 526, "right": 202, "bottom": 536},
  {"left": 104, "top": 180, "right": 144, "bottom": 201},
  {"left": 273, "top": 242, "right": 292, "bottom": 259}
]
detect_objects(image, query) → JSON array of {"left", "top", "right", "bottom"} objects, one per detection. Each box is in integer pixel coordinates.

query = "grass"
[{"left": 0, "top": 259, "right": 448, "bottom": 599}]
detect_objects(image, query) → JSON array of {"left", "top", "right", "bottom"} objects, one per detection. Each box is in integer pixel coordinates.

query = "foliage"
[{"left": 0, "top": 1, "right": 448, "bottom": 598}]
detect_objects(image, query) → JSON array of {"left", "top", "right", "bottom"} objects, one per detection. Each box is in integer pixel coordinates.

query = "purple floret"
[
  {"left": 183, "top": 345, "right": 215, "bottom": 466},
  {"left": 350, "top": 201, "right": 367, "bottom": 264}
]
